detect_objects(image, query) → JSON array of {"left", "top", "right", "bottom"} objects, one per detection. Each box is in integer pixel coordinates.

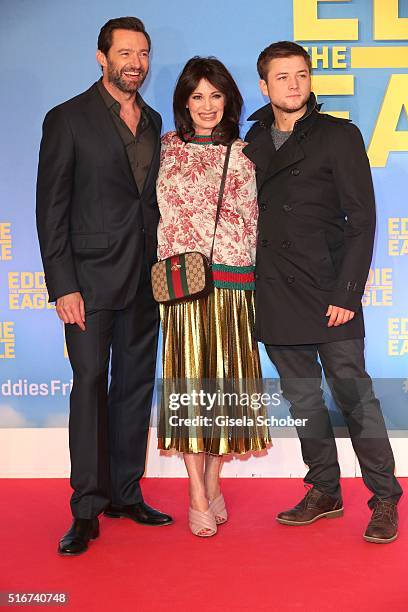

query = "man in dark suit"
[
  {"left": 36, "top": 17, "right": 172, "bottom": 556},
  {"left": 244, "top": 41, "right": 402, "bottom": 543}
]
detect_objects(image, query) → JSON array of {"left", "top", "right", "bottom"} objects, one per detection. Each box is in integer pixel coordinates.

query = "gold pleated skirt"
[{"left": 158, "top": 288, "right": 271, "bottom": 455}]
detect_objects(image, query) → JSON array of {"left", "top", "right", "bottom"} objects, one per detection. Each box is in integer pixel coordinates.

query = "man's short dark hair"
[
  {"left": 97, "top": 17, "right": 151, "bottom": 55},
  {"left": 257, "top": 41, "right": 312, "bottom": 80}
]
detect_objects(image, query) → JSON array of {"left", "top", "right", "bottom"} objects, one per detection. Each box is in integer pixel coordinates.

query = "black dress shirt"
[{"left": 97, "top": 79, "right": 155, "bottom": 194}]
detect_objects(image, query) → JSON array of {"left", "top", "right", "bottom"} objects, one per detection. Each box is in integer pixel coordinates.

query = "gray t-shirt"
[{"left": 271, "top": 123, "right": 292, "bottom": 150}]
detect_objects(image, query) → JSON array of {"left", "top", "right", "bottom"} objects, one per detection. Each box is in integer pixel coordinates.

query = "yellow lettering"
[
  {"left": 294, "top": 0, "right": 358, "bottom": 41},
  {"left": 8, "top": 292, "right": 52, "bottom": 310},
  {"left": 368, "top": 75, "right": 408, "bottom": 167},
  {"left": 312, "top": 75, "right": 353, "bottom": 118},
  {"left": 400, "top": 340, "right": 408, "bottom": 355},
  {"left": 382, "top": 268, "right": 393, "bottom": 284},
  {"left": 312, "top": 74, "right": 354, "bottom": 96},
  {"left": 21, "top": 272, "right": 34, "bottom": 289},
  {"left": 351, "top": 46, "right": 408, "bottom": 69},
  {"left": 388, "top": 340, "right": 399, "bottom": 356},
  {"left": 364, "top": 289, "right": 392, "bottom": 307},
  {"left": 32, "top": 294, "right": 47, "bottom": 309},
  {"left": 382, "top": 288, "right": 393, "bottom": 306},
  {"left": 388, "top": 239, "right": 399, "bottom": 256},
  {"left": 368, "top": 268, "right": 393, "bottom": 285},
  {"left": 9, "top": 295, "right": 19, "bottom": 309},
  {"left": 332, "top": 46, "right": 347, "bottom": 68},
  {"left": 0, "top": 244, "right": 11, "bottom": 260},
  {"left": 21, "top": 294, "right": 33, "bottom": 309},
  {"left": 0, "top": 223, "right": 11, "bottom": 239},
  {"left": 374, "top": 0, "right": 408, "bottom": 40},
  {"left": 0, "top": 343, "right": 15, "bottom": 359},
  {"left": 36, "top": 272, "right": 46, "bottom": 288},
  {"left": 388, "top": 218, "right": 400, "bottom": 234},
  {"left": 311, "top": 46, "right": 329, "bottom": 69},
  {"left": 388, "top": 318, "right": 399, "bottom": 335},
  {"left": 8, "top": 272, "right": 19, "bottom": 290},
  {"left": 321, "top": 111, "right": 350, "bottom": 119},
  {"left": 0, "top": 322, "right": 14, "bottom": 340}
]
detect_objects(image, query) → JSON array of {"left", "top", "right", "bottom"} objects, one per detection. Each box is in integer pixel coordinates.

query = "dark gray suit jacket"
[{"left": 36, "top": 82, "right": 161, "bottom": 309}]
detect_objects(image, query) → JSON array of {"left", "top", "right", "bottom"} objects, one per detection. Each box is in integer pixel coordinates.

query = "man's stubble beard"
[
  {"left": 106, "top": 62, "right": 147, "bottom": 94},
  {"left": 272, "top": 93, "right": 309, "bottom": 115}
]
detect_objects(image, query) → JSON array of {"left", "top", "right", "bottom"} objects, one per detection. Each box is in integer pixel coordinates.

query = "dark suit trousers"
[
  {"left": 265, "top": 339, "right": 402, "bottom": 506},
  {"left": 65, "top": 266, "right": 158, "bottom": 518}
]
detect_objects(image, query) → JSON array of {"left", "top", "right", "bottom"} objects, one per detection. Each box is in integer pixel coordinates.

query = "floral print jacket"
[{"left": 156, "top": 132, "right": 258, "bottom": 289}]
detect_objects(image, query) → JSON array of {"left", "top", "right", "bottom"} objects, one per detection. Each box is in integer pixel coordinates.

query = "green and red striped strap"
[{"left": 165, "top": 254, "right": 190, "bottom": 299}]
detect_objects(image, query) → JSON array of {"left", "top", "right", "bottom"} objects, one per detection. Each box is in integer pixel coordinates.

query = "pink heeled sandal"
[
  {"left": 188, "top": 507, "right": 217, "bottom": 537},
  {"left": 209, "top": 493, "right": 228, "bottom": 525}
]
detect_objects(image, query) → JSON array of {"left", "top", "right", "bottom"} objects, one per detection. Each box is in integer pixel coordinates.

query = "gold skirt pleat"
[{"left": 158, "top": 288, "right": 271, "bottom": 455}]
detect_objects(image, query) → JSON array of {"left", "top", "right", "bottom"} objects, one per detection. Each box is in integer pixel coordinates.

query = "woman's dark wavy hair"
[{"left": 173, "top": 57, "right": 243, "bottom": 145}]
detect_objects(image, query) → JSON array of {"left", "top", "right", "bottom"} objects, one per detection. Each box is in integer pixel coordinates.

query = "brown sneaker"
[
  {"left": 363, "top": 500, "right": 398, "bottom": 544},
  {"left": 276, "top": 487, "right": 343, "bottom": 526}
]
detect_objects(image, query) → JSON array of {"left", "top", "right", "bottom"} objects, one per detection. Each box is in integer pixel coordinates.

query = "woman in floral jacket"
[{"left": 156, "top": 57, "right": 270, "bottom": 537}]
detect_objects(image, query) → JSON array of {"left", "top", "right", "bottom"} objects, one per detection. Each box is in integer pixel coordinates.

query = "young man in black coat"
[
  {"left": 244, "top": 41, "right": 402, "bottom": 543},
  {"left": 36, "top": 17, "right": 172, "bottom": 556}
]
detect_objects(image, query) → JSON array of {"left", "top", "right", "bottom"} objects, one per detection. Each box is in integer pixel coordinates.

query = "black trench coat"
[{"left": 243, "top": 93, "right": 376, "bottom": 345}]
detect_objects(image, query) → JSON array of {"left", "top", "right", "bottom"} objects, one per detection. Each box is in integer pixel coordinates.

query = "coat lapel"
[
  {"left": 243, "top": 129, "right": 276, "bottom": 173},
  {"left": 244, "top": 130, "right": 305, "bottom": 191},
  {"left": 264, "top": 135, "right": 305, "bottom": 181},
  {"left": 245, "top": 93, "right": 319, "bottom": 191}
]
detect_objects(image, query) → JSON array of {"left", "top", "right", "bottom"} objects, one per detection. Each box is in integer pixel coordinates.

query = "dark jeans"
[
  {"left": 265, "top": 339, "right": 402, "bottom": 506},
  {"left": 65, "top": 268, "right": 158, "bottom": 518}
]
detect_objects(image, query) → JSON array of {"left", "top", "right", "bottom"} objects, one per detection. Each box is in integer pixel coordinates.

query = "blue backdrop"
[{"left": 0, "top": 0, "right": 407, "bottom": 428}]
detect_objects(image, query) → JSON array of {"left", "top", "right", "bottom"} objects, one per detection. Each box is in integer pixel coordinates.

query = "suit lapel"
[
  {"left": 140, "top": 107, "right": 161, "bottom": 197},
  {"left": 85, "top": 84, "right": 140, "bottom": 195}
]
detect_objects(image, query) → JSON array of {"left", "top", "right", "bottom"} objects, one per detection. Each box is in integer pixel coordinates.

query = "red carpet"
[{"left": 1, "top": 478, "right": 407, "bottom": 611}]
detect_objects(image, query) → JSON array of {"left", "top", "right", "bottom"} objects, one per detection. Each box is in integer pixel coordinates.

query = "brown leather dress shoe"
[
  {"left": 277, "top": 487, "right": 343, "bottom": 525},
  {"left": 364, "top": 500, "right": 398, "bottom": 544}
]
